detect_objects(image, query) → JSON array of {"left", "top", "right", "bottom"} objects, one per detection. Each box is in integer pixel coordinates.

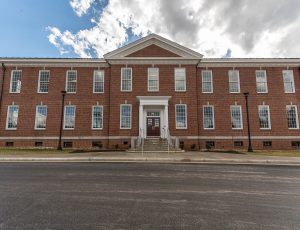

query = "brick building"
[{"left": 0, "top": 34, "right": 300, "bottom": 150}]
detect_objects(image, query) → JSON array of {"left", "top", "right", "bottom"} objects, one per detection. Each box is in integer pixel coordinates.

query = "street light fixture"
[
  {"left": 244, "top": 92, "right": 253, "bottom": 152},
  {"left": 57, "top": 90, "right": 67, "bottom": 150}
]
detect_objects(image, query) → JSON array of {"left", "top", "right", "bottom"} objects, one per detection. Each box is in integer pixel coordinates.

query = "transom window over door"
[
  {"left": 202, "top": 70, "right": 213, "bottom": 93},
  {"left": 283, "top": 70, "right": 295, "bottom": 93},
  {"left": 175, "top": 68, "right": 186, "bottom": 91},
  {"left": 175, "top": 104, "right": 187, "bottom": 129},
  {"left": 286, "top": 105, "right": 299, "bottom": 129},
  {"left": 10, "top": 70, "right": 22, "bottom": 93},
  {"left": 203, "top": 105, "right": 214, "bottom": 129},
  {"left": 228, "top": 70, "right": 240, "bottom": 93},
  {"left": 93, "top": 70, "right": 104, "bottom": 93},
  {"left": 38, "top": 70, "right": 50, "bottom": 93},
  {"left": 148, "top": 68, "right": 159, "bottom": 91},
  {"left": 258, "top": 105, "right": 271, "bottom": 129},
  {"left": 121, "top": 68, "right": 132, "bottom": 92},
  {"left": 256, "top": 70, "right": 268, "bottom": 93},
  {"left": 66, "top": 70, "right": 77, "bottom": 93}
]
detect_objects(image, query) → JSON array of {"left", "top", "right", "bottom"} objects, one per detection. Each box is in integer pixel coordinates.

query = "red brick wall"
[{"left": 126, "top": 44, "right": 181, "bottom": 57}]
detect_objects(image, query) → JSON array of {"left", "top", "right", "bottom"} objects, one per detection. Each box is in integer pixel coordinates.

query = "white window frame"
[
  {"left": 202, "top": 70, "right": 213, "bottom": 93},
  {"left": 286, "top": 105, "right": 299, "bottom": 129},
  {"left": 121, "top": 68, "right": 132, "bottom": 92},
  {"left": 175, "top": 68, "right": 186, "bottom": 92},
  {"left": 63, "top": 105, "right": 76, "bottom": 130},
  {"left": 228, "top": 70, "right": 240, "bottom": 93},
  {"left": 258, "top": 105, "right": 271, "bottom": 130},
  {"left": 120, "top": 104, "right": 132, "bottom": 129},
  {"left": 175, "top": 104, "right": 187, "bottom": 129},
  {"left": 9, "top": 70, "right": 22, "bottom": 93},
  {"left": 37, "top": 70, "right": 50, "bottom": 93},
  {"left": 6, "top": 105, "right": 19, "bottom": 130},
  {"left": 256, "top": 70, "right": 268, "bottom": 93},
  {"left": 65, "top": 70, "right": 77, "bottom": 93},
  {"left": 92, "top": 105, "right": 103, "bottom": 130},
  {"left": 283, "top": 70, "right": 295, "bottom": 93},
  {"left": 93, "top": 70, "right": 104, "bottom": 93},
  {"left": 148, "top": 68, "right": 159, "bottom": 92},
  {"left": 230, "top": 105, "right": 243, "bottom": 130},
  {"left": 34, "top": 105, "right": 47, "bottom": 130},
  {"left": 203, "top": 105, "right": 215, "bottom": 130}
]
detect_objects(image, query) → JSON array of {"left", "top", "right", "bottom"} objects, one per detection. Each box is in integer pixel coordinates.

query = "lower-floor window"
[
  {"left": 120, "top": 104, "right": 132, "bottom": 129},
  {"left": 258, "top": 105, "right": 271, "bottom": 129},
  {"left": 6, "top": 105, "right": 19, "bottom": 130},
  {"left": 175, "top": 104, "right": 187, "bottom": 129},
  {"left": 64, "top": 105, "right": 76, "bottom": 129},
  {"left": 35, "top": 105, "right": 47, "bottom": 129},
  {"left": 286, "top": 105, "right": 299, "bottom": 129},
  {"left": 92, "top": 106, "right": 103, "bottom": 129},
  {"left": 230, "top": 105, "right": 243, "bottom": 129},
  {"left": 203, "top": 105, "right": 214, "bottom": 129}
]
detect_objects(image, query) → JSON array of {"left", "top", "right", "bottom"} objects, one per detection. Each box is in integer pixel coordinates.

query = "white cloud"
[{"left": 48, "top": 0, "right": 300, "bottom": 58}]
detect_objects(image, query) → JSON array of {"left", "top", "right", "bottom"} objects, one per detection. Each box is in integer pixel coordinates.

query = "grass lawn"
[
  {"left": 249, "top": 150, "right": 300, "bottom": 157},
  {"left": 0, "top": 148, "right": 73, "bottom": 155}
]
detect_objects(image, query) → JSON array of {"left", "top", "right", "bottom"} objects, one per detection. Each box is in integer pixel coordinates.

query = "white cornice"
[{"left": 108, "top": 59, "right": 200, "bottom": 65}]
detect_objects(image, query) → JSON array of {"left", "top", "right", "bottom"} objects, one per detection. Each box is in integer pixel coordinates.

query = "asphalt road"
[{"left": 0, "top": 163, "right": 299, "bottom": 230}]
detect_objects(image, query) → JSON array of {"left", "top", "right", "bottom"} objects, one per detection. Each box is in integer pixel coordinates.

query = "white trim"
[
  {"left": 283, "top": 70, "right": 295, "bottom": 93},
  {"left": 258, "top": 105, "right": 271, "bottom": 130},
  {"left": 120, "top": 104, "right": 132, "bottom": 129},
  {"left": 121, "top": 68, "right": 132, "bottom": 92},
  {"left": 286, "top": 105, "right": 299, "bottom": 130},
  {"left": 203, "top": 105, "right": 215, "bottom": 130},
  {"left": 174, "top": 68, "right": 186, "bottom": 92},
  {"left": 93, "top": 70, "right": 105, "bottom": 94},
  {"left": 37, "top": 70, "right": 50, "bottom": 94},
  {"left": 92, "top": 105, "right": 103, "bottom": 130},
  {"left": 9, "top": 70, "right": 22, "bottom": 94},
  {"left": 201, "top": 70, "right": 213, "bottom": 93},
  {"left": 228, "top": 70, "right": 240, "bottom": 93},
  {"left": 147, "top": 67, "right": 159, "bottom": 92},
  {"left": 255, "top": 70, "right": 268, "bottom": 94},
  {"left": 63, "top": 105, "right": 76, "bottom": 130},
  {"left": 175, "top": 104, "right": 187, "bottom": 129},
  {"left": 34, "top": 105, "right": 47, "bottom": 130},
  {"left": 6, "top": 105, "right": 19, "bottom": 130},
  {"left": 65, "top": 70, "right": 77, "bottom": 94},
  {"left": 230, "top": 105, "right": 243, "bottom": 130}
]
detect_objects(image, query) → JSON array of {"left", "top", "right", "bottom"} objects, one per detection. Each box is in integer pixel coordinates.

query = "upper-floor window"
[
  {"left": 92, "top": 105, "right": 103, "bottom": 129},
  {"left": 121, "top": 68, "right": 132, "bottom": 92},
  {"left": 148, "top": 68, "right": 159, "bottom": 91},
  {"left": 64, "top": 105, "right": 76, "bottom": 129},
  {"left": 286, "top": 105, "right": 299, "bottom": 129},
  {"left": 38, "top": 70, "right": 50, "bottom": 93},
  {"left": 10, "top": 70, "right": 22, "bottom": 93},
  {"left": 175, "top": 68, "right": 186, "bottom": 91},
  {"left": 35, "top": 105, "right": 47, "bottom": 129},
  {"left": 283, "top": 70, "right": 295, "bottom": 93},
  {"left": 66, "top": 70, "right": 77, "bottom": 93},
  {"left": 203, "top": 105, "right": 214, "bottom": 129},
  {"left": 230, "top": 105, "right": 243, "bottom": 129},
  {"left": 256, "top": 70, "right": 268, "bottom": 93},
  {"left": 228, "top": 70, "right": 240, "bottom": 93},
  {"left": 93, "top": 70, "right": 104, "bottom": 93},
  {"left": 6, "top": 105, "right": 19, "bottom": 130},
  {"left": 175, "top": 104, "right": 187, "bottom": 129},
  {"left": 258, "top": 105, "right": 271, "bottom": 129},
  {"left": 120, "top": 104, "right": 132, "bottom": 129},
  {"left": 202, "top": 70, "right": 213, "bottom": 93}
]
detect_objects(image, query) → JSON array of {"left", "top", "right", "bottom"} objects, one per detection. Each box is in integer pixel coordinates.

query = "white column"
[
  {"left": 139, "top": 105, "right": 143, "bottom": 137},
  {"left": 164, "top": 105, "right": 169, "bottom": 138}
]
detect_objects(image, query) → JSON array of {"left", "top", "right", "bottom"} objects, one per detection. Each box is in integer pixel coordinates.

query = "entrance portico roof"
[{"left": 136, "top": 96, "right": 171, "bottom": 106}]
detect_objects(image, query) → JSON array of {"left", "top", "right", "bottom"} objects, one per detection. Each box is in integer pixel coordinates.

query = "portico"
[{"left": 137, "top": 96, "right": 171, "bottom": 138}]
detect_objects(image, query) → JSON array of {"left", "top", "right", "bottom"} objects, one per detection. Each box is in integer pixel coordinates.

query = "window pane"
[
  {"left": 231, "top": 106, "right": 242, "bottom": 129},
  {"left": 7, "top": 105, "right": 19, "bottom": 129},
  {"left": 287, "top": 106, "right": 299, "bottom": 129},
  {"left": 66, "top": 71, "right": 77, "bottom": 93},
  {"left": 10, "top": 71, "right": 22, "bottom": 93},
  {"left": 120, "top": 105, "right": 131, "bottom": 128},
  {"left": 283, "top": 70, "right": 295, "bottom": 93},
  {"left": 175, "top": 68, "right": 186, "bottom": 91},
  {"left": 92, "top": 106, "right": 103, "bottom": 129},
  {"left": 258, "top": 106, "right": 270, "bottom": 129},
  {"left": 256, "top": 71, "right": 267, "bottom": 93},
  {"left": 203, "top": 106, "right": 214, "bottom": 129},
  {"left": 35, "top": 105, "right": 47, "bottom": 129},
  {"left": 64, "top": 106, "right": 76, "bottom": 129},
  {"left": 202, "top": 71, "right": 213, "bottom": 93},
  {"left": 229, "top": 70, "right": 240, "bottom": 93},
  {"left": 148, "top": 68, "right": 159, "bottom": 91},
  {"left": 94, "top": 71, "right": 104, "bottom": 93},
  {"left": 38, "top": 71, "right": 50, "bottom": 93},
  {"left": 176, "top": 105, "right": 187, "bottom": 128},
  {"left": 121, "top": 68, "right": 132, "bottom": 91}
]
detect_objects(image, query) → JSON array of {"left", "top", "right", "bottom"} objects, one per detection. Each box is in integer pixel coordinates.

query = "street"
[{"left": 0, "top": 163, "right": 300, "bottom": 230}]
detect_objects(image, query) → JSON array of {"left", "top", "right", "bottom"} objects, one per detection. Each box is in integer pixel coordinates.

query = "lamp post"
[
  {"left": 244, "top": 92, "right": 253, "bottom": 152},
  {"left": 57, "top": 90, "right": 67, "bottom": 150}
]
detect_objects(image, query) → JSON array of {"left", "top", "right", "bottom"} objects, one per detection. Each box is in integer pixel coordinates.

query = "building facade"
[{"left": 0, "top": 34, "right": 300, "bottom": 150}]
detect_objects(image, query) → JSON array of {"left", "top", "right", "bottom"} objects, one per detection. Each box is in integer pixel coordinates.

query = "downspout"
[
  {"left": 107, "top": 62, "right": 112, "bottom": 149},
  {"left": 196, "top": 60, "right": 201, "bottom": 151},
  {"left": 0, "top": 63, "right": 6, "bottom": 117}
]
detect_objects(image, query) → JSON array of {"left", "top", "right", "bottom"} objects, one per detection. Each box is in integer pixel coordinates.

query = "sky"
[{"left": 0, "top": 0, "right": 300, "bottom": 58}]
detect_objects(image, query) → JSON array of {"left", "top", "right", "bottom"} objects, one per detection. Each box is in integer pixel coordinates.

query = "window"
[
  {"left": 234, "top": 141, "right": 243, "bottom": 147},
  {"left": 35, "top": 105, "right": 47, "bottom": 129},
  {"left": 5, "top": 142, "right": 14, "bottom": 147},
  {"left": 93, "top": 70, "right": 104, "bottom": 93},
  {"left": 175, "top": 68, "right": 186, "bottom": 91},
  {"left": 286, "top": 105, "right": 299, "bottom": 129},
  {"left": 283, "top": 70, "right": 295, "bottom": 93},
  {"left": 148, "top": 68, "right": 159, "bottom": 91},
  {"left": 6, "top": 105, "right": 19, "bottom": 130},
  {"left": 35, "top": 142, "right": 43, "bottom": 147},
  {"left": 228, "top": 70, "right": 240, "bottom": 93},
  {"left": 120, "top": 104, "right": 132, "bottom": 129},
  {"left": 263, "top": 141, "right": 272, "bottom": 147},
  {"left": 92, "top": 141, "right": 103, "bottom": 148},
  {"left": 64, "top": 105, "right": 76, "bottom": 129},
  {"left": 256, "top": 70, "right": 268, "bottom": 93},
  {"left": 92, "top": 106, "right": 103, "bottom": 129},
  {"left": 292, "top": 141, "right": 300, "bottom": 148},
  {"left": 258, "top": 105, "right": 271, "bottom": 129},
  {"left": 203, "top": 105, "right": 214, "bottom": 129},
  {"left": 175, "top": 104, "right": 187, "bottom": 129},
  {"left": 202, "top": 70, "right": 213, "bottom": 93},
  {"left": 63, "top": 142, "right": 73, "bottom": 148},
  {"left": 10, "top": 70, "right": 22, "bottom": 93},
  {"left": 230, "top": 105, "right": 243, "bottom": 129},
  {"left": 38, "top": 70, "right": 50, "bottom": 93},
  {"left": 206, "top": 141, "right": 215, "bottom": 148},
  {"left": 66, "top": 70, "right": 77, "bottom": 93},
  {"left": 121, "top": 68, "right": 132, "bottom": 91}
]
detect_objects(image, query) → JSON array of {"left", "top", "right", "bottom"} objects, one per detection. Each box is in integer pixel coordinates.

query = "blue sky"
[{"left": 1, "top": 0, "right": 300, "bottom": 58}]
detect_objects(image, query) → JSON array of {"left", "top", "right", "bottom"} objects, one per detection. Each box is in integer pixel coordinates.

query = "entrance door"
[{"left": 146, "top": 116, "right": 160, "bottom": 137}]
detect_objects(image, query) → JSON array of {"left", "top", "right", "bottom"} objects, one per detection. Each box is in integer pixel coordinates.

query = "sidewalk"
[{"left": 0, "top": 151, "right": 300, "bottom": 165}]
